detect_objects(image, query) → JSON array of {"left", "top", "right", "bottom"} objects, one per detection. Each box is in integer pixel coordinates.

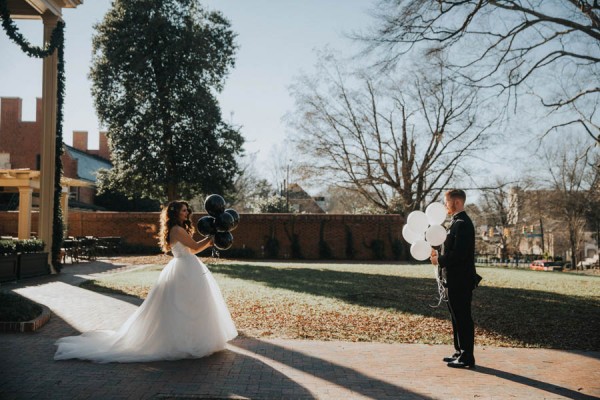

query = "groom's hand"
[{"left": 430, "top": 249, "right": 438, "bottom": 265}]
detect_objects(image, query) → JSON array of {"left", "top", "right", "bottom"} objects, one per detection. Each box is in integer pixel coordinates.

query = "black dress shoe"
[
  {"left": 442, "top": 352, "right": 461, "bottom": 362},
  {"left": 447, "top": 359, "right": 476, "bottom": 369}
]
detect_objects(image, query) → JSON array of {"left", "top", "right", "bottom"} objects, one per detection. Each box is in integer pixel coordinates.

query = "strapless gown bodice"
[{"left": 171, "top": 241, "right": 193, "bottom": 257}]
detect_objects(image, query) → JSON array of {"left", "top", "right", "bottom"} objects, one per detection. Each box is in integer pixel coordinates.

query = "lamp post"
[{"left": 286, "top": 162, "right": 290, "bottom": 213}]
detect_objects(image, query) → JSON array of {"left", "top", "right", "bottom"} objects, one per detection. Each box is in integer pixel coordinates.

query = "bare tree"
[
  {"left": 224, "top": 153, "right": 274, "bottom": 212},
  {"left": 587, "top": 190, "right": 600, "bottom": 267},
  {"left": 324, "top": 185, "right": 384, "bottom": 214},
  {"left": 288, "top": 54, "right": 493, "bottom": 216},
  {"left": 479, "top": 179, "right": 519, "bottom": 261},
  {"left": 359, "top": 0, "right": 600, "bottom": 145},
  {"left": 543, "top": 135, "right": 600, "bottom": 268},
  {"left": 266, "top": 140, "right": 300, "bottom": 196}
]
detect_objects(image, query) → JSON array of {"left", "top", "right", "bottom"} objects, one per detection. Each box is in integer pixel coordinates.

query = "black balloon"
[
  {"left": 213, "top": 232, "right": 233, "bottom": 250},
  {"left": 204, "top": 194, "right": 226, "bottom": 217},
  {"left": 196, "top": 216, "right": 217, "bottom": 237},
  {"left": 224, "top": 209, "right": 240, "bottom": 231},
  {"left": 215, "top": 212, "right": 235, "bottom": 232}
]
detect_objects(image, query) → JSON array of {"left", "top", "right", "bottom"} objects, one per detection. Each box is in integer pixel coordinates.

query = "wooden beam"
[{"left": 5, "top": 0, "right": 82, "bottom": 20}]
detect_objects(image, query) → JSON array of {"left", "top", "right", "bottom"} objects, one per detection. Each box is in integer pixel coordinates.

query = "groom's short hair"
[{"left": 446, "top": 189, "right": 466, "bottom": 202}]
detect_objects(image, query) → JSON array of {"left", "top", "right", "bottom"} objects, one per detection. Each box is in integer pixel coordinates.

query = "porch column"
[
  {"left": 17, "top": 187, "right": 33, "bottom": 240},
  {"left": 61, "top": 189, "right": 69, "bottom": 235},
  {"left": 39, "top": 12, "right": 59, "bottom": 272}
]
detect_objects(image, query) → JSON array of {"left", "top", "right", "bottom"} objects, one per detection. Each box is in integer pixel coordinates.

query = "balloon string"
[{"left": 429, "top": 264, "right": 447, "bottom": 308}]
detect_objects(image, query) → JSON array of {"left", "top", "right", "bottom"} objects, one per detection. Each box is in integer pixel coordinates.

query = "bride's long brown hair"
[{"left": 158, "top": 200, "right": 195, "bottom": 252}]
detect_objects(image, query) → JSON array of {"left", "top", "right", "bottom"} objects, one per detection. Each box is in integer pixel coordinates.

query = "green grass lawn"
[{"left": 81, "top": 261, "right": 600, "bottom": 350}]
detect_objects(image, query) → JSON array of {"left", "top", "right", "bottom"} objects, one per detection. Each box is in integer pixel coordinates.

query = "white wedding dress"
[{"left": 54, "top": 242, "right": 238, "bottom": 363}]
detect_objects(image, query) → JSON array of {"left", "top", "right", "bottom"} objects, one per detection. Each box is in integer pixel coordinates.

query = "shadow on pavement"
[
  {"left": 232, "top": 337, "right": 433, "bottom": 400},
  {"left": 0, "top": 311, "right": 317, "bottom": 399},
  {"left": 474, "top": 365, "right": 598, "bottom": 400}
]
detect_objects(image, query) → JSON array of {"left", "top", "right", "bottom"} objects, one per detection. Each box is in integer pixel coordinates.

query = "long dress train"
[{"left": 54, "top": 242, "right": 237, "bottom": 363}]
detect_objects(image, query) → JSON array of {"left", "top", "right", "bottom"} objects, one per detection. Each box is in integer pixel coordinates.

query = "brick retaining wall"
[{"left": 0, "top": 211, "right": 407, "bottom": 261}]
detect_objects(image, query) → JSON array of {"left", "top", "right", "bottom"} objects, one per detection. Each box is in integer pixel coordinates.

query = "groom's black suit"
[{"left": 438, "top": 210, "right": 477, "bottom": 364}]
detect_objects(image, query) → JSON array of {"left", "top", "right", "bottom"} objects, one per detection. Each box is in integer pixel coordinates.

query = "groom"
[{"left": 430, "top": 189, "right": 478, "bottom": 369}]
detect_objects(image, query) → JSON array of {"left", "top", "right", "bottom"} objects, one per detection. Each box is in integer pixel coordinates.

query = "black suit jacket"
[{"left": 438, "top": 211, "right": 477, "bottom": 290}]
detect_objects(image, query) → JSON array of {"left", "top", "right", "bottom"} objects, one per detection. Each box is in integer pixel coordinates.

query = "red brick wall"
[
  {"left": 0, "top": 97, "right": 109, "bottom": 181},
  {"left": 93, "top": 132, "right": 110, "bottom": 160},
  {"left": 0, "top": 98, "right": 42, "bottom": 169},
  {"left": 75, "top": 131, "right": 110, "bottom": 161},
  {"left": 0, "top": 212, "right": 406, "bottom": 260},
  {"left": 72, "top": 131, "right": 88, "bottom": 152},
  {"left": 78, "top": 187, "right": 96, "bottom": 205},
  {"left": 62, "top": 154, "right": 78, "bottom": 178}
]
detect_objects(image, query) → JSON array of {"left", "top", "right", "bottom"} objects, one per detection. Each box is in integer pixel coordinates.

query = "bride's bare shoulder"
[
  {"left": 169, "top": 225, "right": 186, "bottom": 242},
  {"left": 171, "top": 225, "right": 186, "bottom": 233}
]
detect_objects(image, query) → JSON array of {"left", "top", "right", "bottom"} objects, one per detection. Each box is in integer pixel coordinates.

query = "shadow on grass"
[
  {"left": 210, "top": 263, "right": 600, "bottom": 351},
  {"left": 78, "top": 281, "right": 146, "bottom": 307}
]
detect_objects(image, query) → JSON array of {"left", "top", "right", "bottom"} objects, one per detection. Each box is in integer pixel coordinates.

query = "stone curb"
[{"left": 0, "top": 304, "right": 51, "bottom": 333}]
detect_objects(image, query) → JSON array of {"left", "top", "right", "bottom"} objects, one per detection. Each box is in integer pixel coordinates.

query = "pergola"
[
  {"left": 4, "top": 0, "right": 83, "bottom": 271},
  {"left": 0, "top": 168, "right": 90, "bottom": 239}
]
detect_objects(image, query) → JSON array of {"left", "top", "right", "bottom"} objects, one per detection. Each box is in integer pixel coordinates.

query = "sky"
[{"left": 0, "top": 0, "right": 375, "bottom": 176}]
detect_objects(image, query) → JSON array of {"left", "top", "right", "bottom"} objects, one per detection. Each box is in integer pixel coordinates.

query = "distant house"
[
  {"left": 0, "top": 97, "right": 112, "bottom": 209},
  {"left": 507, "top": 186, "right": 598, "bottom": 264},
  {"left": 286, "top": 183, "right": 326, "bottom": 213},
  {"left": 62, "top": 144, "right": 112, "bottom": 208}
]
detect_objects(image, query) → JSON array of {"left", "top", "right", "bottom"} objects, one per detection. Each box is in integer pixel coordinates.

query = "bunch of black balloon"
[{"left": 196, "top": 194, "right": 240, "bottom": 252}]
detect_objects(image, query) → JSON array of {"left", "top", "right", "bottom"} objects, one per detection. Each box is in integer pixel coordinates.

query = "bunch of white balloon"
[{"left": 403, "top": 203, "right": 448, "bottom": 261}]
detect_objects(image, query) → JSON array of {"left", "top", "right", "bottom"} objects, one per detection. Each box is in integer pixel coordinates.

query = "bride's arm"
[{"left": 170, "top": 226, "right": 213, "bottom": 254}]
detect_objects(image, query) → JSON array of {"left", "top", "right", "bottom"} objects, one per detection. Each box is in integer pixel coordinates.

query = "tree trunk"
[
  {"left": 167, "top": 182, "right": 178, "bottom": 202},
  {"left": 569, "top": 231, "right": 578, "bottom": 270}
]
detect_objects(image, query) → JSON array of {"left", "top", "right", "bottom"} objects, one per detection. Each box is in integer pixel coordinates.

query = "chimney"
[
  {"left": 73, "top": 131, "right": 88, "bottom": 152},
  {"left": 98, "top": 131, "right": 110, "bottom": 160}
]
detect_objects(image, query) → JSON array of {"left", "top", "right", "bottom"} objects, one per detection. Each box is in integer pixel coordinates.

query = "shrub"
[
  {"left": 318, "top": 220, "right": 334, "bottom": 259},
  {"left": 119, "top": 243, "right": 162, "bottom": 255},
  {"left": 319, "top": 239, "right": 333, "bottom": 259},
  {"left": 264, "top": 237, "right": 280, "bottom": 259},
  {"left": 371, "top": 239, "right": 385, "bottom": 260},
  {"left": 391, "top": 239, "right": 403, "bottom": 261},
  {"left": 221, "top": 247, "right": 256, "bottom": 259},
  {"left": 345, "top": 227, "right": 355, "bottom": 259},
  {"left": 0, "top": 240, "right": 16, "bottom": 256},
  {"left": 15, "top": 239, "right": 45, "bottom": 253},
  {"left": 290, "top": 234, "right": 303, "bottom": 259}
]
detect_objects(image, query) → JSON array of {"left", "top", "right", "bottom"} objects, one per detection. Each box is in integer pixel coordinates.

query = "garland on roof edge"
[{"left": 0, "top": 0, "right": 65, "bottom": 271}]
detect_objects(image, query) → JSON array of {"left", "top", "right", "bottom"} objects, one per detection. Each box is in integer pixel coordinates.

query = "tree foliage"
[
  {"left": 360, "top": 0, "right": 600, "bottom": 145},
  {"left": 253, "top": 195, "right": 289, "bottom": 213},
  {"left": 91, "top": 0, "right": 244, "bottom": 201}
]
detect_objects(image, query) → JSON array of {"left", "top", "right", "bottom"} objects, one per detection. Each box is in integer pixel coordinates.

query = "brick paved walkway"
[{"left": 1, "top": 261, "right": 599, "bottom": 399}]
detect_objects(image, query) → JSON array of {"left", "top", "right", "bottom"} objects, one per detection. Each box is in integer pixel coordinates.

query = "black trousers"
[{"left": 446, "top": 287, "right": 474, "bottom": 359}]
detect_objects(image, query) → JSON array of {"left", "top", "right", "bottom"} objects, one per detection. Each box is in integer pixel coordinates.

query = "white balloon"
[
  {"left": 426, "top": 202, "right": 447, "bottom": 225},
  {"left": 425, "top": 224, "right": 447, "bottom": 246},
  {"left": 402, "top": 224, "right": 423, "bottom": 244},
  {"left": 407, "top": 211, "right": 429, "bottom": 233},
  {"left": 410, "top": 239, "right": 432, "bottom": 261}
]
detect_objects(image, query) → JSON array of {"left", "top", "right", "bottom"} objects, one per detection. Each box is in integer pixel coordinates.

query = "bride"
[{"left": 54, "top": 200, "right": 238, "bottom": 363}]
